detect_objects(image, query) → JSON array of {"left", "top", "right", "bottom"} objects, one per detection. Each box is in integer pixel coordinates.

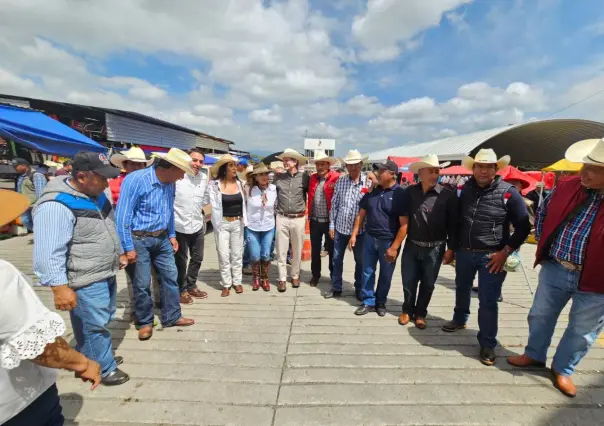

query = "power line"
[{"left": 545, "top": 86, "right": 604, "bottom": 118}]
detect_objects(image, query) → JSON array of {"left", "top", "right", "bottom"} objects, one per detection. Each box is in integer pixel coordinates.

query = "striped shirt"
[
  {"left": 17, "top": 172, "right": 47, "bottom": 199},
  {"left": 329, "top": 172, "right": 371, "bottom": 235},
  {"left": 115, "top": 166, "right": 176, "bottom": 252},
  {"left": 311, "top": 177, "right": 329, "bottom": 222},
  {"left": 536, "top": 188, "right": 603, "bottom": 264}
]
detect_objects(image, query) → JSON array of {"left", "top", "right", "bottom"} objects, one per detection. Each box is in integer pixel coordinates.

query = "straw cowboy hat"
[
  {"left": 210, "top": 153, "right": 237, "bottom": 178},
  {"left": 240, "top": 164, "right": 254, "bottom": 180},
  {"left": 276, "top": 148, "right": 307, "bottom": 165},
  {"left": 565, "top": 137, "right": 604, "bottom": 167},
  {"left": 269, "top": 161, "right": 284, "bottom": 171},
  {"left": 151, "top": 148, "right": 195, "bottom": 176},
  {"left": 252, "top": 163, "right": 270, "bottom": 175},
  {"left": 462, "top": 148, "right": 511, "bottom": 171},
  {"left": 408, "top": 154, "right": 451, "bottom": 174},
  {"left": 313, "top": 149, "right": 336, "bottom": 165},
  {"left": 0, "top": 190, "right": 30, "bottom": 227},
  {"left": 339, "top": 149, "right": 368, "bottom": 165},
  {"left": 110, "top": 146, "right": 154, "bottom": 169}
]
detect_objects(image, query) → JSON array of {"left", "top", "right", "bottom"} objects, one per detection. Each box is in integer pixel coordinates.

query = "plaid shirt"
[
  {"left": 536, "top": 188, "right": 603, "bottom": 264},
  {"left": 311, "top": 177, "right": 329, "bottom": 222},
  {"left": 330, "top": 172, "right": 371, "bottom": 235}
]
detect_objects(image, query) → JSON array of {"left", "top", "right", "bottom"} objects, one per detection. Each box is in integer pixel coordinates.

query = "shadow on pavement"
[{"left": 58, "top": 392, "right": 84, "bottom": 425}]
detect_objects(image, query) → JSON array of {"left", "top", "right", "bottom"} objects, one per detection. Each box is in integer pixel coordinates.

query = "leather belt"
[
  {"left": 278, "top": 212, "right": 305, "bottom": 218},
  {"left": 132, "top": 230, "right": 166, "bottom": 237},
  {"left": 463, "top": 248, "right": 494, "bottom": 253},
  {"left": 411, "top": 240, "right": 445, "bottom": 248},
  {"left": 223, "top": 216, "right": 242, "bottom": 222},
  {"left": 553, "top": 258, "right": 583, "bottom": 272}
]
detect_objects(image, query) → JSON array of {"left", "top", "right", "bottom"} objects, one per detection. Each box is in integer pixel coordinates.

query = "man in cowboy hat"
[
  {"left": 395, "top": 155, "right": 458, "bottom": 329},
  {"left": 307, "top": 150, "right": 339, "bottom": 287},
  {"left": 173, "top": 147, "right": 210, "bottom": 305},
  {"left": 107, "top": 146, "right": 154, "bottom": 205},
  {"left": 274, "top": 148, "right": 310, "bottom": 291},
  {"left": 442, "top": 149, "right": 530, "bottom": 366},
  {"left": 32, "top": 151, "right": 130, "bottom": 386},
  {"left": 324, "top": 150, "right": 373, "bottom": 299},
  {"left": 115, "top": 148, "right": 196, "bottom": 341},
  {"left": 508, "top": 138, "right": 604, "bottom": 398}
]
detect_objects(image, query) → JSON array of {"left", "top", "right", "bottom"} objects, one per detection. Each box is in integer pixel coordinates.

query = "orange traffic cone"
[{"left": 301, "top": 216, "right": 312, "bottom": 261}]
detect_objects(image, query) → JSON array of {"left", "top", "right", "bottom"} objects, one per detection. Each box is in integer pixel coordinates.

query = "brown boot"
[
  {"left": 251, "top": 262, "right": 261, "bottom": 291},
  {"left": 260, "top": 261, "right": 271, "bottom": 291},
  {"left": 507, "top": 354, "right": 546, "bottom": 368},
  {"left": 277, "top": 281, "right": 287, "bottom": 292},
  {"left": 398, "top": 313, "right": 411, "bottom": 325},
  {"left": 414, "top": 317, "right": 427, "bottom": 329},
  {"left": 552, "top": 370, "right": 577, "bottom": 398}
]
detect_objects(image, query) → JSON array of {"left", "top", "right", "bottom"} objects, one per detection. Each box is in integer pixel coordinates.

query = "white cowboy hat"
[
  {"left": 339, "top": 149, "right": 368, "bottom": 165},
  {"left": 313, "top": 149, "right": 336, "bottom": 165},
  {"left": 408, "top": 154, "right": 451, "bottom": 174},
  {"left": 277, "top": 148, "right": 308, "bottom": 165},
  {"left": 111, "top": 146, "right": 154, "bottom": 169},
  {"left": 239, "top": 164, "right": 254, "bottom": 181},
  {"left": 210, "top": 153, "right": 237, "bottom": 179},
  {"left": 462, "top": 148, "right": 511, "bottom": 171},
  {"left": 151, "top": 148, "right": 195, "bottom": 176},
  {"left": 565, "top": 137, "right": 604, "bottom": 167},
  {"left": 269, "top": 161, "right": 284, "bottom": 171}
]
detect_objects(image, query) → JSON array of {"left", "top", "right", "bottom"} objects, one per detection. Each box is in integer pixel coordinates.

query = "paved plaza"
[{"left": 2, "top": 232, "right": 603, "bottom": 425}]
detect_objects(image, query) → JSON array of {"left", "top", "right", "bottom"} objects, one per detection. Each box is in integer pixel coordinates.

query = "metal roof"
[{"left": 366, "top": 119, "right": 604, "bottom": 168}]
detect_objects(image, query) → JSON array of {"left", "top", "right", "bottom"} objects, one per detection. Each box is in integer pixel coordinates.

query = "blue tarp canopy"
[{"left": 0, "top": 105, "right": 106, "bottom": 157}]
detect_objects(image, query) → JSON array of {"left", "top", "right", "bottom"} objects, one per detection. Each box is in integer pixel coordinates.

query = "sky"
[{"left": 1, "top": 0, "right": 603, "bottom": 155}]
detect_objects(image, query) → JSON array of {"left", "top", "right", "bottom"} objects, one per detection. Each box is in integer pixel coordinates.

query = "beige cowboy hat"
[
  {"left": 110, "top": 146, "right": 154, "bottom": 169},
  {"left": 269, "top": 160, "right": 284, "bottom": 171},
  {"left": 277, "top": 148, "right": 308, "bottom": 165},
  {"left": 339, "top": 149, "right": 368, "bottom": 165},
  {"left": 408, "top": 154, "right": 451, "bottom": 174},
  {"left": 0, "top": 190, "right": 30, "bottom": 227},
  {"left": 313, "top": 149, "right": 336, "bottom": 165},
  {"left": 239, "top": 164, "right": 255, "bottom": 181},
  {"left": 565, "top": 137, "right": 604, "bottom": 167},
  {"left": 252, "top": 163, "right": 270, "bottom": 175},
  {"left": 210, "top": 153, "right": 237, "bottom": 179},
  {"left": 462, "top": 148, "right": 511, "bottom": 171},
  {"left": 151, "top": 148, "right": 195, "bottom": 176}
]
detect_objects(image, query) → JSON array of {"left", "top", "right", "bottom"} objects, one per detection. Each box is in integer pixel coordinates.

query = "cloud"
[
  {"left": 249, "top": 105, "right": 282, "bottom": 124},
  {"left": 352, "top": 0, "right": 473, "bottom": 61}
]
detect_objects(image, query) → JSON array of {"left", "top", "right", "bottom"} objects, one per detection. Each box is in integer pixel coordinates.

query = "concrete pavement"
[{"left": 1, "top": 232, "right": 603, "bottom": 425}]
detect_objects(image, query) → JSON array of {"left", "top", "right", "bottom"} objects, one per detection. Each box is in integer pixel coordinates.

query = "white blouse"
[
  {"left": 0, "top": 259, "right": 66, "bottom": 424},
  {"left": 246, "top": 184, "right": 277, "bottom": 232}
]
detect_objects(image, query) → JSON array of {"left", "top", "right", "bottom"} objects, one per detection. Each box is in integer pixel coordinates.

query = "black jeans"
[
  {"left": 5, "top": 384, "right": 64, "bottom": 426},
  {"left": 402, "top": 241, "right": 445, "bottom": 318},
  {"left": 175, "top": 229, "right": 205, "bottom": 292},
  {"left": 310, "top": 219, "right": 333, "bottom": 279}
]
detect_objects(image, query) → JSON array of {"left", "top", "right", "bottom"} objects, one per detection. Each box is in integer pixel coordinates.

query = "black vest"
[{"left": 458, "top": 176, "right": 513, "bottom": 250}]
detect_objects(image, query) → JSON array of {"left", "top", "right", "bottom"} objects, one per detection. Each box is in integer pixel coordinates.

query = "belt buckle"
[{"left": 559, "top": 260, "right": 581, "bottom": 272}]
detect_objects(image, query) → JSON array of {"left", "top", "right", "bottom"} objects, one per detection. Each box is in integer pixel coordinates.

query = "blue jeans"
[
  {"left": 69, "top": 278, "right": 117, "bottom": 377},
  {"left": 361, "top": 233, "right": 397, "bottom": 307},
  {"left": 331, "top": 231, "right": 364, "bottom": 293},
  {"left": 245, "top": 227, "right": 276, "bottom": 262},
  {"left": 20, "top": 209, "right": 33, "bottom": 232},
  {"left": 129, "top": 235, "right": 182, "bottom": 328},
  {"left": 243, "top": 231, "right": 250, "bottom": 267},
  {"left": 453, "top": 250, "right": 507, "bottom": 348},
  {"left": 525, "top": 261, "right": 604, "bottom": 376},
  {"left": 402, "top": 242, "right": 445, "bottom": 318}
]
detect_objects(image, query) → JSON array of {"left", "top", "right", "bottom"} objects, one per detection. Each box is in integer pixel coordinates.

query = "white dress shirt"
[
  {"left": 1, "top": 259, "right": 66, "bottom": 424},
  {"left": 246, "top": 184, "right": 277, "bottom": 232},
  {"left": 174, "top": 169, "right": 209, "bottom": 234}
]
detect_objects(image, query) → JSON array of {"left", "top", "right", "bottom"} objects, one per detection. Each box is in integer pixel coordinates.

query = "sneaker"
[
  {"left": 480, "top": 347, "right": 496, "bottom": 366},
  {"left": 355, "top": 304, "right": 374, "bottom": 316},
  {"left": 441, "top": 320, "right": 467, "bottom": 333},
  {"left": 375, "top": 304, "right": 387, "bottom": 317}
]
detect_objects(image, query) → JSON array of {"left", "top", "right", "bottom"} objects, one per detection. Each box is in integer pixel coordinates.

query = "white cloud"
[
  {"left": 193, "top": 104, "right": 233, "bottom": 118},
  {"left": 352, "top": 0, "right": 473, "bottom": 61},
  {"left": 0, "top": 68, "right": 36, "bottom": 92},
  {"left": 249, "top": 105, "right": 283, "bottom": 124}
]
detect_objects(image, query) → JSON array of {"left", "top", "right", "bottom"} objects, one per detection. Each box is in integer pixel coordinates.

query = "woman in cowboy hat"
[
  {"left": 244, "top": 163, "right": 277, "bottom": 291},
  {"left": 205, "top": 154, "right": 248, "bottom": 297},
  {"left": 508, "top": 137, "right": 604, "bottom": 398},
  {"left": 1, "top": 190, "right": 102, "bottom": 426},
  {"left": 107, "top": 146, "right": 154, "bottom": 206},
  {"left": 442, "top": 148, "right": 531, "bottom": 367},
  {"left": 273, "top": 148, "right": 309, "bottom": 292}
]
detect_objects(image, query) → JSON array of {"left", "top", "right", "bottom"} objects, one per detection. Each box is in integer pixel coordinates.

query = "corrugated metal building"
[{"left": 366, "top": 119, "right": 604, "bottom": 168}]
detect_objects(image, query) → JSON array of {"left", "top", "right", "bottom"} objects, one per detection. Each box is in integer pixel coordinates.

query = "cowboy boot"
[
  {"left": 252, "top": 262, "right": 261, "bottom": 291},
  {"left": 261, "top": 260, "right": 271, "bottom": 291}
]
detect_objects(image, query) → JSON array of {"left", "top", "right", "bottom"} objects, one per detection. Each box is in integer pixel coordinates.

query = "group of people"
[{"left": 1, "top": 136, "right": 604, "bottom": 425}]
